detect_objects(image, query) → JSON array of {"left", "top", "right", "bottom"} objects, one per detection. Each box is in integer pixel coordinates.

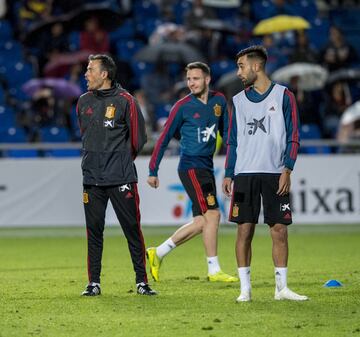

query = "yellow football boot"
[
  {"left": 208, "top": 270, "right": 239, "bottom": 282},
  {"left": 146, "top": 247, "right": 162, "bottom": 282}
]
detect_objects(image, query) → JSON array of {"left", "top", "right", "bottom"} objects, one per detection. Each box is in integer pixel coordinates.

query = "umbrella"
[
  {"left": 271, "top": 63, "right": 328, "bottom": 91},
  {"left": 134, "top": 42, "right": 205, "bottom": 64},
  {"left": 326, "top": 68, "right": 360, "bottom": 86},
  {"left": 22, "top": 78, "right": 82, "bottom": 99},
  {"left": 215, "top": 70, "right": 244, "bottom": 97},
  {"left": 21, "top": 14, "right": 71, "bottom": 46},
  {"left": 44, "top": 51, "right": 90, "bottom": 77},
  {"left": 340, "top": 101, "right": 360, "bottom": 126},
  {"left": 67, "top": 3, "right": 124, "bottom": 31},
  {"left": 253, "top": 15, "right": 310, "bottom": 35}
]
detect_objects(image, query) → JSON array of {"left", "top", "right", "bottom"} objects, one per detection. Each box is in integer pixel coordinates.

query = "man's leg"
[
  {"left": 146, "top": 216, "right": 205, "bottom": 281},
  {"left": 270, "top": 223, "right": 307, "bottom": 300},
  {"left": 236, "top": 223, "right": 255, "bottom": 301},
  {"left": 82, "top": 185, "right": 107, "bottom": 296},
  {"left": 109, "top": 184, "right": 156, "bottom": 296},
  {"left": 204, "top": 209, "right": 238, "bottom": 282}
]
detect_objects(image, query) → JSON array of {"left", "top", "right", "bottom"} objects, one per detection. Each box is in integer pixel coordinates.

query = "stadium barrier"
[{"left": 0, "top": 154, "right": 359, "bottom": 227}]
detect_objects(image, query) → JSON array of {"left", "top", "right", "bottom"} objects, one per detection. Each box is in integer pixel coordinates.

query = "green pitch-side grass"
[{"left": 0, "top": 225, "right": 360, "bottom": 337}]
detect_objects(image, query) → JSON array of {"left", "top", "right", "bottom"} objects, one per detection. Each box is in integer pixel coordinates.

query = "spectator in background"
[
  {"left": 289, "top": 30, "right": 318, "bottom": 64},
  {"left": 320, "top": 26, "right": 358, "bottom": 72},
  {"left": 140, "top": 59, "right": 175, "bottom": 129},
  {"left": 184, "top": 0, "right": 217, "bottom": 30},
  {"left": 321, "top": 81, "right": 352, "bottom": 137},
  {"left": 288, "top": 75, "right": 322, "bottom": 130},
  {"left": 79, "top": 16, "right": 110, "bottom": 54}
]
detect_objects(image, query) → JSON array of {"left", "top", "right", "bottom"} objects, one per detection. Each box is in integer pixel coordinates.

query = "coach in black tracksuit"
[{"left": 77, "top": 54, "right": 156, "bottom": 296}]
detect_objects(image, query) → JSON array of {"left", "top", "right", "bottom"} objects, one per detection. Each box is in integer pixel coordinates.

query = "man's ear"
[{"left": 101, "top": 70, "right": 108, "bottom": 80}]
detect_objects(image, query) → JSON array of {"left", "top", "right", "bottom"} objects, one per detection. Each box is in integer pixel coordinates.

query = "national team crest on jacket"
[
  {"left": 105, "top": 104, "right": 116, "bottom": 119},
  {"left": 213, "top": 104, "right": 222, "bottom": 117}
]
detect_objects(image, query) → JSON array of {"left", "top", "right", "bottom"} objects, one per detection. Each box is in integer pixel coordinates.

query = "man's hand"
[
  {"left": 147, "top": 176, "right": 159, "bottom": 189},
  {"left": 222, "top": 177, "right": 233, "bottom": 197},
  {"left": 277, "top": 169, "right": 291, "bottom": 196}
]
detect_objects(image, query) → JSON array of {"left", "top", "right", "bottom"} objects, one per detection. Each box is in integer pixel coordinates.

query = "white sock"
[
  {"left": 207, "top": 256, "right": 221, "bottom": 275},
  {"left": 275, "top": 267, "right": 288, "bottom": 291},
  {"left": 90, "top": 282, "right": 100, "bottom": 287},
  {"left": 238, "top": 267, "right": 251, "bottom": 292},
  {"left": 156, "top": 238, "right": 176, "bottom": 259}
]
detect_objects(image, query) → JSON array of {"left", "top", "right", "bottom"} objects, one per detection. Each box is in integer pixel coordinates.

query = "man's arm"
[
  {"left": 122, "top": 92, "right": 147, "bottom": 159},
  {"left": 282, "top": 89, "right": 300, "bottom": 171},
  {"left": 148, "top": 100, "right": 184, "bottom": 178},
  {"left": 224, "top": 102, "right": 237, "bottom": 180}
]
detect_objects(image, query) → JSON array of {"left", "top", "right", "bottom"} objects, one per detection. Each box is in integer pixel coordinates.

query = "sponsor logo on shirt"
[
  {"left": 198, "top": 124, "right": 216, "bottom": 143},
  {"left": 104, "top": 120, "right": 114, "bottom": 128},
  {"left": 246, "top": 117, "right": 267, "bottom": 135}
]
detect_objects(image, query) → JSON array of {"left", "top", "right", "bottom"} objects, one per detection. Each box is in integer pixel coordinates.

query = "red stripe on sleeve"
[
  {"left": 224, "top": 104, "right": 233, "bottom": 169},
  {"left": 149, "top": 96, "right": 191, "bottom": 171},
  {"left": 120, "top": 92, "right": 138, "bottom": 154},
  {"left": 285, "top": 89, "right": 299, "bottom": 160}
]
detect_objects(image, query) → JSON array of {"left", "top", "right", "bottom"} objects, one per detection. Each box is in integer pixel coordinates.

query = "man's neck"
[
  {"left": 253, "top": 75, "right": 272, "bottom": 95},
  {"left": 195, "top": 90, "right": 209, "bottom": 104}
]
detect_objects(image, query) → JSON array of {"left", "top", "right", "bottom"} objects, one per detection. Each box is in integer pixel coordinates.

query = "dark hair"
[
  {"left": 88, "top": 54, "right": 117, "bottom": 81},
  {"left": 236, "top": 45, "right": 268, "bottom": 68},
  {"left": 185, "top": 62, "right": 211, "bottom": 76}
]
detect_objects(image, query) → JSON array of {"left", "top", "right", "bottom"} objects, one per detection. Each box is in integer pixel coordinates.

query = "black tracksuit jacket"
[{"left": 76, "top": 85, "right": 147, "bottom": 186}]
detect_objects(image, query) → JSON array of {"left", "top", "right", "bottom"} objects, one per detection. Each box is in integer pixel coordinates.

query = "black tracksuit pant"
[{"left": 83, "top": 183, "right": 148, "bottom": 285}]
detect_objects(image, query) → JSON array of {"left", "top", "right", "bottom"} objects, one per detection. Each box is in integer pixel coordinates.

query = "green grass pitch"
[{"left": 1, "top": 224, "right": 360, "bottom": 337}]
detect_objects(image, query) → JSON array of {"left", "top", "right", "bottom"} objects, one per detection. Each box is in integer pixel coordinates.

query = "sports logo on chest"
[
  {"left": 213, "top": 104, "right": 222, "bottom": 117},
  {"left": 104, "top": 104, "right": 116, "bottom": 128},
  {"left": 105, "top": 104, "right": 116, "bottom": 119}
]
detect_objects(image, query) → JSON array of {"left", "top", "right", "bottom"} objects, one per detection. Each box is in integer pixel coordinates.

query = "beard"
[
  {"left": 192, "top": 85, "right": 207, "bottom": 97},
  {"left": 241, "top": 71, "right": 257, "bottom": 88}
]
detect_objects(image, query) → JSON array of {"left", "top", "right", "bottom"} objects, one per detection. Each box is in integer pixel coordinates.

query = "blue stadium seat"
[
  {"left": 0, "top": 127, "right": 27, "bottom": 143},
  {"left": 115, "top": 40, "right": 145, "bottom": 62},
  {"left": 307, "top": 17, "right": 329, "bottom": 51},
  {"left": 299, "top": 123, "right": 331, "bottom": 154},
  {"left": 135, "top": 18, "right": 162, "bottom": 39},
  {"left": 133, "top": 0, "right": 159, "bottom": 20},
  {"left": 172, "top": 0, "right": 192, "bottom": 24},
  {"left": 110, "top": 19, "right": 136, "bottom": 40},
  {"left": 2, "top": 61, "right": 34, "bottom": 88},
  {"left": 0, "top": 105, "right": 16, "bottom": 131},
  {"left": 210, "top": 60, "right": 237, "bottom": 82},
  {"left": 155, "top": 103, "right": 172, "bottom": 120},
  {"left": 0, "top": 20, "right": 13, "bottom": 41},
  {"left": 38, "top": 126, "right": 71, "bottom": 142}
]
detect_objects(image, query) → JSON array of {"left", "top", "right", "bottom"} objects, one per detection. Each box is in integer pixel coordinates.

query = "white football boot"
[
  {"left": 236, "top": 289, "right": 251, "bottom": 302},
  {"left": 275, "top": 287, "right": 308, "bottom": 301}
]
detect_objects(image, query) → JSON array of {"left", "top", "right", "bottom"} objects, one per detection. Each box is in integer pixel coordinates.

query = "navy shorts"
[
  {"left": 178, "top": 168, "right": 218, "bottom": 217},
  {"left": 228, "top": 174, "right": 292, "bottom": 225}
]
